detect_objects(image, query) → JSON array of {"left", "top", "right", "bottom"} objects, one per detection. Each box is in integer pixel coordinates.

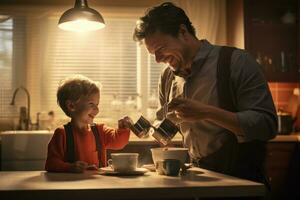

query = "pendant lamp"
[{"left": 58, "top": 0, "right": 105, "bottom": 32}]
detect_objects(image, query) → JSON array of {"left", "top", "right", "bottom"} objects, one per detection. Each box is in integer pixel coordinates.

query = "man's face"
[{"left": 144, "top": 31, "right": 191, "bottom": 77}]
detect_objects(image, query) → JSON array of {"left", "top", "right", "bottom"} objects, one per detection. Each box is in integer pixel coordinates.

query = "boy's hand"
[
  {"left": 118, "top": 116, "right": 133, "bottom": 129},
  {"left": 86, "top": 164, "right": 98, "bottom": 170},
  {"left": 70, "top": 161, "right": 88, "bottom": 173}
]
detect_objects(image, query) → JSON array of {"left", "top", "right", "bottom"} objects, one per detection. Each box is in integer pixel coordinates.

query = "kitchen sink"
[{"left": 0, "top": 130, "right": 53, "bottom": 170}]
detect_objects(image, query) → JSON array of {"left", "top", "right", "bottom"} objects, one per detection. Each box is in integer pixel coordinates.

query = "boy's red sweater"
[{"left": 45, "top": 124, "right": 130, "bottom": 172}]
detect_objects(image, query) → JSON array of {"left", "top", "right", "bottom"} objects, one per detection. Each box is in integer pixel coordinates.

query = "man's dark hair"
[{"left": 133, "top": 2, "right": 196, "bottom": 42}]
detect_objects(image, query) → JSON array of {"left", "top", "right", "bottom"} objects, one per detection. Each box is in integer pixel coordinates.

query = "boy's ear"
[{"left": 66, "top": 100, "right": 76, "bottom": 112}]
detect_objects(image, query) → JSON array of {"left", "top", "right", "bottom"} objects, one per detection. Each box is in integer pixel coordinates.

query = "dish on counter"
[
  {"left": 98, "top": 167, "right": 148, "bottom": 176},
  {"left": 142, "top": 163, "right": 193, "bottom": 173},
  {"left": 151, "top": 147, "right": 188, "bottom": 166},
  {"left": 142, "top": 164, "right": 156, "bottom": 172}
]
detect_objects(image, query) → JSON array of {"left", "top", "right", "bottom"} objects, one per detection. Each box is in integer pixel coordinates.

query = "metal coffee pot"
[
  {"left": 128, "top": 116, "right": 179, "bottom": 145},
  {"left": 127, "top": 116, "right": 152, "bottom": 138},
  {"left": 151, "top": 118, "right": 179, "bottom": 146}
]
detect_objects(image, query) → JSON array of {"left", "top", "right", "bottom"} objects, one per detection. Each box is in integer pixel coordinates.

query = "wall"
[
  {"left": 0, "top": 0, "right": 165, "bottom": 7},
  {"left": 269, "top": 83, "right": 300, "bottom": 110},
  {"left": 226, "top": 0, "right": 244, "bottom": 49}
]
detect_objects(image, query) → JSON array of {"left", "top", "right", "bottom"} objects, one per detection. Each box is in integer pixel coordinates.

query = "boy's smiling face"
[{"left": 70, "top": 92, "right": 100, "bottom": 127}]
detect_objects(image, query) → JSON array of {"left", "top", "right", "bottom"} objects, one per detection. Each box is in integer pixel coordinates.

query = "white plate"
[
  {"left": 99, "top": 167, "right": 148, "bottom": 176},
  {"left": 142, "top": 164, "right": 156, "bottom": 172}
]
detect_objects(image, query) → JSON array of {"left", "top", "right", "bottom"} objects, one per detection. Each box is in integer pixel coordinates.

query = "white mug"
[{"left": 108, "top": 153, "right": 138, "bottom": 172}]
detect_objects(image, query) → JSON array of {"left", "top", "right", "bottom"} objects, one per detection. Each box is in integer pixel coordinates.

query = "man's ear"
[
  {"left": 178, "top": 24, "right": 189, "bottom": 40},
  {"left": 66, "top": 100, "right": 76, "bottom": 112}
]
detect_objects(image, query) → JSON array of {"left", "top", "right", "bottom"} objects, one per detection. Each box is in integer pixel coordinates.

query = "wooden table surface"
[{"left": 0, "top": 167, "right": 265, "bottom": 200}]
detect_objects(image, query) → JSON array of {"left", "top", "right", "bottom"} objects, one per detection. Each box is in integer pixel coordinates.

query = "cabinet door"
[
  {"left": 265, "top": 142, "right": 297, "bottom": 200},
  {"left": 265, "top": 142, "right": 295, "bottom": 169}
]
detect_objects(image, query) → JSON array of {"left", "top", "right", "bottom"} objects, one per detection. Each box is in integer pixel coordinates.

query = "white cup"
[{"left": 108, "top": 153, "right": 138, "bottom": 172}]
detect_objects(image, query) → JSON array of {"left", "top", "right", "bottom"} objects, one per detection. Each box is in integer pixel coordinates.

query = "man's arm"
[
  {"left": 168, "top": 50, "right": 277, "bottom": 142},
  {"left": 168, "top": 98, "right": 242, "bottom": 135},
  {"left": 230, "top": 50, "right": 278, "bottom": 142},
  {"left": 202, "top": 105, "right": 243, "bottom": 135}
]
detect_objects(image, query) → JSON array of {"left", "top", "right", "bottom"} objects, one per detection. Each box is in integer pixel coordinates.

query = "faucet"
[{"left": 10, "top": 86, "right": 31, "bottom": 130}]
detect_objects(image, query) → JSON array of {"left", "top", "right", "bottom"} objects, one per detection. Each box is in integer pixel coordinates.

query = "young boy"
[{"left": 45, "top": 75, "right": 131, "bottom": 173}]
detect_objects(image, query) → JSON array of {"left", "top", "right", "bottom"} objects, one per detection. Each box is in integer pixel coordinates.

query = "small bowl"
[{"left": 150, "top": 147, "right": 188, "bottom": 166}]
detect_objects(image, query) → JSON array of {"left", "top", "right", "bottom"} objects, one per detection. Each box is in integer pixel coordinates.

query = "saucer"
[
  {"left": 142, "top": 163, "right": 192, "bottom": 172},
  {"left": 99, "top": 167, "right": 148, "bottom": 176},
  {"left": 142, "top": 164, "right": 156, "bottom": 172}
]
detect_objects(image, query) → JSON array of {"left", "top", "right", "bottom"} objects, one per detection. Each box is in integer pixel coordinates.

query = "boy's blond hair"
[{"left": 57, "top": 75, "right": 101, "bottom": 117}]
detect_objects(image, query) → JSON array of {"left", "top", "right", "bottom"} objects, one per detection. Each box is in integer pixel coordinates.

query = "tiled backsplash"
[{"left": 268, "top": 82, "right": 300, "bottom": 110}]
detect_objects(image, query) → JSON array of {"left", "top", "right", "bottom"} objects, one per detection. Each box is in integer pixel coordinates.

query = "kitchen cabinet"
[
  {"left": 227, "top": 0, "right": 300, "bottom": 82},
  {"left": 265, "top": 141, "right": 300, "bottom": 200},
  {"left": 0, "top": 130, "right": 53, "bottom": 171}
]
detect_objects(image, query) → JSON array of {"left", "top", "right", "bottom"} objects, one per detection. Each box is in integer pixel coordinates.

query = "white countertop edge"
[
  {"left": 1, "top": 131, "right": 300, "bottom": 143},
  {"left": 270, "top": 134, "right": 300, "bottom": 142}
]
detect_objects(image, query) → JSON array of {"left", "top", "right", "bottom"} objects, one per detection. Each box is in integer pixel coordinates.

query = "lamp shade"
[{"left": 58, "top": 0, "right": 105, "bottom": 32}]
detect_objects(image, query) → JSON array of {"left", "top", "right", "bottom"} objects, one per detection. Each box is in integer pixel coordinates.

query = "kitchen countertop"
[
  {"left": 128, "top": 133, "right": 183, "bottom": 145},
  {"left": 269, "top": 133, "right": 300, "bottom": 142},
  {"left": 129, "top": 132, "right": 300, "bottom": 144},
  {"left": 1, "top": 131, "right": 299, "bottom": 145},
  {"left": 0, "top": 167, "right": 265, "bottom": 200}
]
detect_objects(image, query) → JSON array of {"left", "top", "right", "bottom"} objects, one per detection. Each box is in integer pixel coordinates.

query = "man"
[{"left": 133, "top": 2, "right": 277, "bottom": 184}]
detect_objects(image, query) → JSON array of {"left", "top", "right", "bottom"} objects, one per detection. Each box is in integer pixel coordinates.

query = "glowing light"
[{"left": 58, "top": 19, "right": 105, "bottom": 32}]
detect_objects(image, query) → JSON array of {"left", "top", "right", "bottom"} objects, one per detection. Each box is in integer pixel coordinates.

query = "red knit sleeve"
[
  {"left": 45, "top": 128, "right": 72, "bottom": 172},
  {"left": 99, "top": 124, "right": 130, "bottom": 150}
]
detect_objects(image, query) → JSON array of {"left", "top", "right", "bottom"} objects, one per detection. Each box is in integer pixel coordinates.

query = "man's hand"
[
  {"left": 168, "top": 97, "right": 243, "bottom": 135},
  {"left": 70, "top": 161, "right": 88, "bottom": 173},
  {"left": 86, "top": 164, "right": 98, "bottom": 170},
  {"left": 168, "top": 98, "right": 210, "bottom": 122}
]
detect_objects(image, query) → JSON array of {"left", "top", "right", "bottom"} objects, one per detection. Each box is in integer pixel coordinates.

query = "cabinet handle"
[
  {"left": 268, "top": 152, "right": 273, "bottom": 156},
  {"left": 268, "top": 177, "right": 272, "bottom": 182}
]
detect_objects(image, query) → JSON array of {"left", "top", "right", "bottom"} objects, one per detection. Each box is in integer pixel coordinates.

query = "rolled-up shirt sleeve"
[
  {"left": 155, "top": 67, "right": 173, "bottom": 123},
  {"left": 231, "top": 50, "right": 278, "bottom": 142}
]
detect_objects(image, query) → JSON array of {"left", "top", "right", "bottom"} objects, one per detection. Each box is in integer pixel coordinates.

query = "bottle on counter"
[
  {"left": 280, "top": 51, "right": 288, "bottom": 72},
  {"left": 18, "top": 106, "right": 27, "bottom": 130}
]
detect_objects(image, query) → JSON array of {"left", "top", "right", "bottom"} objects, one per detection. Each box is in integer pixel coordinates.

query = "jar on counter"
[{"left": 277, "top": 110, "right": 293, "bottom": 135}]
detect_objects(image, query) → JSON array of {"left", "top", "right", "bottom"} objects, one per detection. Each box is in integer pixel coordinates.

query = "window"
[
  {"left": 42, "top": 17, "right": 139, "bottom": 122},
  {"left": 1, "top": 8, "right": 165, "bottom": 126},
  {"left": 0, "top": 17, "right": 14, "bottom": 118}
]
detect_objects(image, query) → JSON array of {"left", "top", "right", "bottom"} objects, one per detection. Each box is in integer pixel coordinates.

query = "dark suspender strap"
[
  {"left": 215, "top": 47, "right": 238, "bottom": 175},
  {"left": 216, "top": 47, "right": 269, "bottom": 188},
  {"left": 217, "top": 46, "right": 237, "bottom": 112},
  {"left": 64, "top": 123, "right": 75, "bottom": 163},
  {"left": 165, "top": 68, "right": 175, "bottom": 103},
  {"left": 91, "top": 124, "right": 102, "bottom": 167}
]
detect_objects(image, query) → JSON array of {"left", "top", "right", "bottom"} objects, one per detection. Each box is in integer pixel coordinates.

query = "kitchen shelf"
[
  {"left": 265, "top": 71, "right": 300, "bottom": 82},
  {"left": 244, "top": 0, "right": 299, "bottom": 82}
]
